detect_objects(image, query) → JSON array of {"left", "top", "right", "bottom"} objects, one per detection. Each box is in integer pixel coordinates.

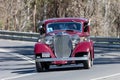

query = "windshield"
[{"left": 47, "top": 22, "right": 82, "bottom": 33}]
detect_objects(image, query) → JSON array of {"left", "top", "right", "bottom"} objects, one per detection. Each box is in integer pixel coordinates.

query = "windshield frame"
[{"left": 46, "top": 22, "right": 82, "bottom": 33}]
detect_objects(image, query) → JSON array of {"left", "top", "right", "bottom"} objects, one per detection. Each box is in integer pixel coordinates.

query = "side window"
[
  {"left": 39, "top": 24, "right": 45, "bottom": 35},
  {"left": 84, "top": 22, "right": 88, "bottom": 32}
]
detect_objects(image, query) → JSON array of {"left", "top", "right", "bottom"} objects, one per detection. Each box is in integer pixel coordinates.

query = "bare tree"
[{"left": 0, "top": 0, "right": 120, "bottom": 37}]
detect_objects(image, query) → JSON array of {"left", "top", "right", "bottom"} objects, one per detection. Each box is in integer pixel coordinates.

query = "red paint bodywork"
[{"left": 34, "top": 18, "right": 94, "bottom": 65}]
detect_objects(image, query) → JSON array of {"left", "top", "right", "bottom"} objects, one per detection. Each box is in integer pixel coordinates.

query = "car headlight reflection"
[{"left": 45, "top": 36, "right": 53, "bottom": 45}]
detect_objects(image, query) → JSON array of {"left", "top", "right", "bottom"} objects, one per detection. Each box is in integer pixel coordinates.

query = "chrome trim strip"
[{"left": 35, "top": 57, "right": 88, "bottom": 62}]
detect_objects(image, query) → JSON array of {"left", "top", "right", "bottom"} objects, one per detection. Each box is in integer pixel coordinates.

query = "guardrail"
[
  {"left": 90, "top": 37, "right": 120, "bottom": 48},
  {"left": 0, "top": 30, "right": 120, "bottom": 48},
  {"left": 0, "top": 30, "right": 39, "bottom": 42}
]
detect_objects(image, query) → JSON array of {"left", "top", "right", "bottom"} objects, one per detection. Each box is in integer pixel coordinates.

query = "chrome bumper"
[{"left": 35, "top": 57, "right": 88, "bottom": 62}]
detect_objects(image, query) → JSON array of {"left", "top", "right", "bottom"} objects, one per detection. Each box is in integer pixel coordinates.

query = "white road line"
[
  {"left": 0, "top": 48, "right": 36, "bottom": 80},
  {"left": 91, "top": 73, "right": 120, "bottom": 80},
  {"left": 1, "top": 73, "right": 36, "bottom": 80},
  {"left": 0, "top": 48, "right": 35, "bottom": 64},
  {"left": 0, "top": 48, "right": 11, "bottom": 53},
  {"left": 8, "top": 52, "right": 35, "bottom": 64}
]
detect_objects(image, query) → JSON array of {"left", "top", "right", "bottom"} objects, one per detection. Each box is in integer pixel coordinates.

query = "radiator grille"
[{"left": 54, "top": 35, "right": 72, "bottom": 58}]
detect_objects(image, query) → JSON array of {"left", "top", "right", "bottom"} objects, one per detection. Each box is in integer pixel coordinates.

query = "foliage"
[{"left": 0, "top": 0, "right": 120, "bottom": 37}]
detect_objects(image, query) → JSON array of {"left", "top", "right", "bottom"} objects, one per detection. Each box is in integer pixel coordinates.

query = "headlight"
[
  {"left": 38, "top": 38, "right": 43, "bottom": 42},
  {"left": 44, "top": 36, "right": 53, "bottom": 45},
  {"left": 72, "top": 35, "right": 80, "bottom": 45}
]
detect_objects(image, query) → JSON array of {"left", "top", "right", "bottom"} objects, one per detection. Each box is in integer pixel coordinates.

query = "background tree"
[{"left": 0, "top": 0, "right": 120, "bottom": 37}]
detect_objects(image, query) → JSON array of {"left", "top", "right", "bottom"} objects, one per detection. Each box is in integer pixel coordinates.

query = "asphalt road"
[{"left": 0, "top": 39, "right": 120, "bottom": 80}]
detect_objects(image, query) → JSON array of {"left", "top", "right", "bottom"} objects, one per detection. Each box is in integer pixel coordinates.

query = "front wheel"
[
  {"left": 36, "top": 62, "right": 43, "bottom": 72},
  {"left": 83, "top": 52, "right": 93, "bottom": 69},
  {"left": 36, "top": 62, "right": 50, "bottom": 72}
]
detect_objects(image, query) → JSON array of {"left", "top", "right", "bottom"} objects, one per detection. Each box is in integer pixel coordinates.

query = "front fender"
[
  {"left": 34, "top": 42, "right": 55, "bottom": 57},
  {"left": 72, "top": 41, "right": 94, "bottom": 57}
]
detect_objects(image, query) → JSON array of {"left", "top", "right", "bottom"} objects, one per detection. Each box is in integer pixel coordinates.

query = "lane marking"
[
  {"left": 91, "top": 73, "right": 120, "bottom": 80},
  {"left": 0, "top": 48, "right": 36, "bottom": 80},
  {"left": 8, "top": 52, "right": 35, "bottom": 64},
  {"left": 1, "top": 73, "right": 36, "bottom": 80},
  {"left": 0, "top": 48, "right": 11, "bottom": 53},
  {"left": 0, "top": 48, "right": 35, "bottom": 64}
]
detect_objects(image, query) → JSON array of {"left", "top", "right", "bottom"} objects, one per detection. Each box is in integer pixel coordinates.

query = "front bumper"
[{"left": 35, "top": 56, "right": 88, "bottom": 62}]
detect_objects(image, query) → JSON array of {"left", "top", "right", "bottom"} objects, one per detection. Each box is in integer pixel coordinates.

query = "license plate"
[{"left": 42, "top": 53, "right": 50, "bottom": 57}]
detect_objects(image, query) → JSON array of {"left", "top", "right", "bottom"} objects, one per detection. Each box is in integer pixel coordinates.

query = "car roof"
[{"left": 43, "top": 17, "right": 89, "bottom": 24}]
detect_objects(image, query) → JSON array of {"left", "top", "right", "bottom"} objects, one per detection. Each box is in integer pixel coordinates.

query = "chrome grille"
[{"left": 54, "top": 34, "right": 72, "bottom": 58}]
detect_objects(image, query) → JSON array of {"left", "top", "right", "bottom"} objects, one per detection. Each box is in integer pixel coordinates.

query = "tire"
[
  {"left": 36, "top": 62, "right": 43, "bottom": 72},
  {"left": 36, "top": 62, "right": 50, "bottom": 72},
  {"left": 83, "top": 52, "right": 92, "bottom": 69},
  {"left": 43, "top": 63, "right": 50, "bottom": 71}
]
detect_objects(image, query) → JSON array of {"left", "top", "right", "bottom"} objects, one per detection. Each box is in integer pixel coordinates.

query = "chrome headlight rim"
[
  {"left": 71, "top": 34, "right": 80, "bottom": 45},
  {"left": 44, "top": 35, "right": 54, "bottom": 45}
]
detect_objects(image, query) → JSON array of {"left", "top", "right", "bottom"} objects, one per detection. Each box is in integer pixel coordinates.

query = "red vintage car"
[{"left": 34, "top": 18, "right": 94, "bottom": 72}]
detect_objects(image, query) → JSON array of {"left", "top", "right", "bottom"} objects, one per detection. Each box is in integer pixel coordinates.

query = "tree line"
[{"left": 0, "top": 0, "right": 120, "bottom": 37}]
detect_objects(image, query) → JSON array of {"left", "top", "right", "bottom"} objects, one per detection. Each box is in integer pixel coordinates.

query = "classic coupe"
[{"left": 34, "top": 18, "right": 94, "bottom": 72}]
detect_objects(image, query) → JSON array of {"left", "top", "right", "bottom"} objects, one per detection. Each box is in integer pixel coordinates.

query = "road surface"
[{"left": 0, "top": 39, "right": 120, "bottom": 80}]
